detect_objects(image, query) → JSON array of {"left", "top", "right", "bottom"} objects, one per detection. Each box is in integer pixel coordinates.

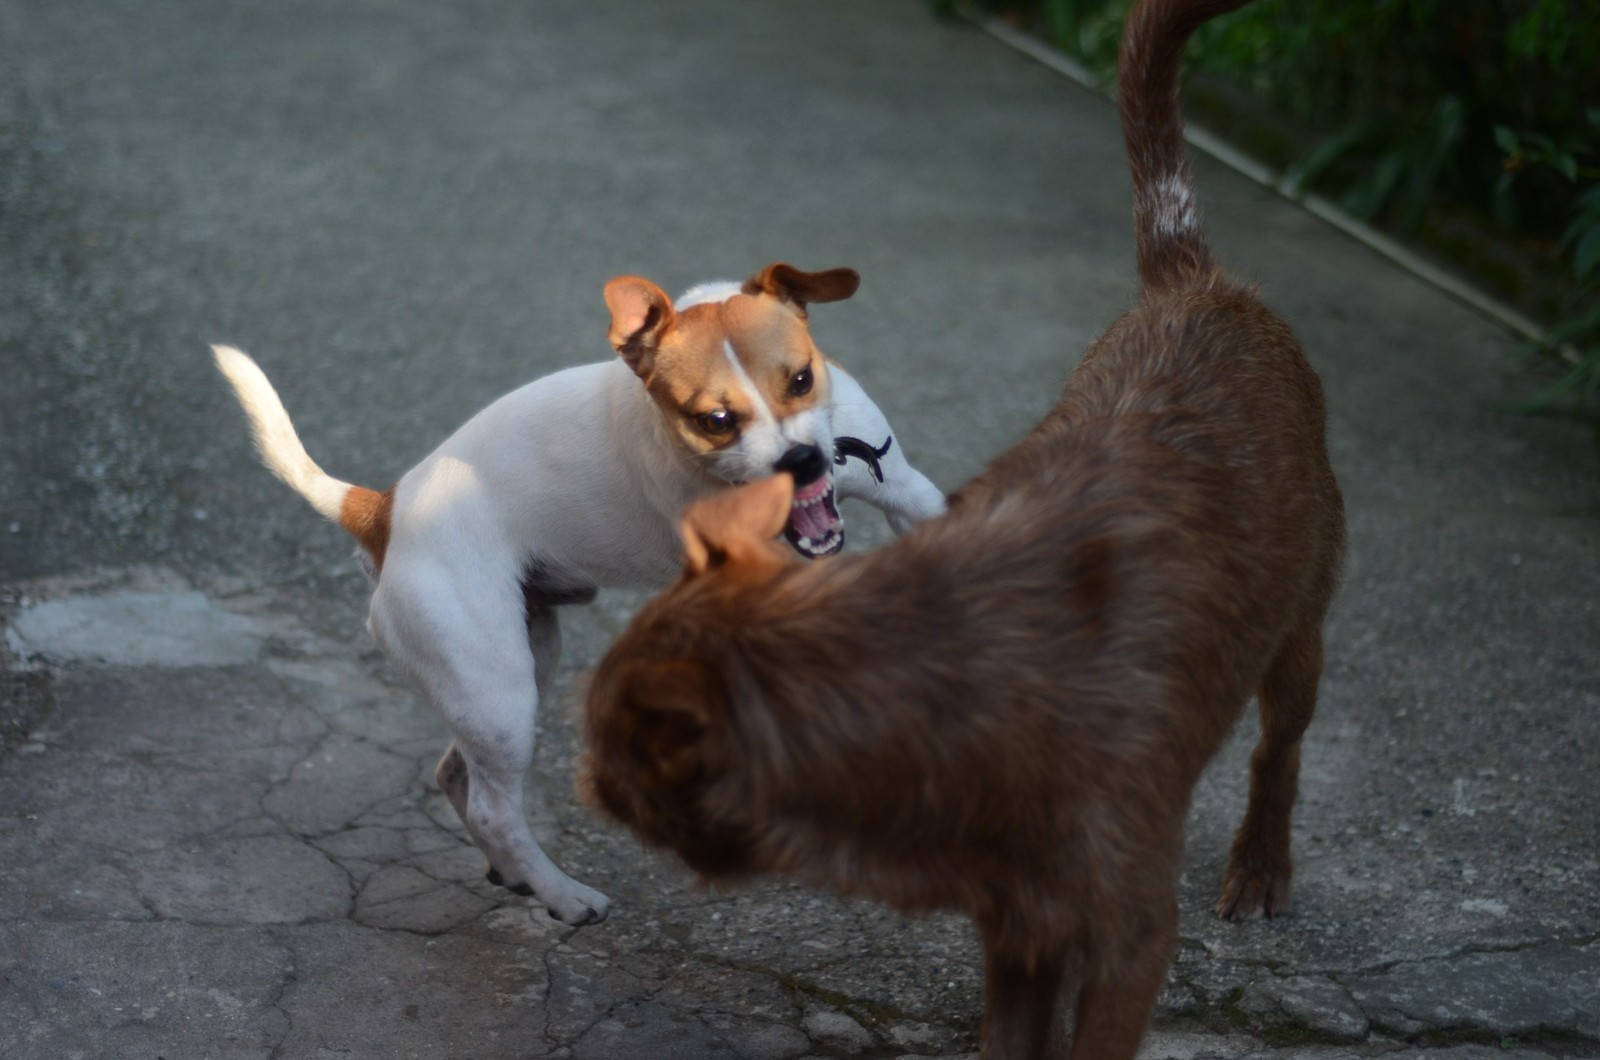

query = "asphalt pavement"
[{"left": 1, "top": 0, "right": 1597, "bottom": 1057}]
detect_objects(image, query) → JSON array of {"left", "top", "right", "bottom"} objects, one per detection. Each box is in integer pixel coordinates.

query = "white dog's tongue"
[
  {"left": 789, "top": 489, "right": 833, "bottom": 542},
  {"left": 784, "top": 474, "right": 844, "bottom": 557}
]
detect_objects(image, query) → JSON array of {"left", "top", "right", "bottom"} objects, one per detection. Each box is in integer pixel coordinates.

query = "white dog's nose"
[{"left": 774, "top": 443, "right": 828, "bottom": 487}]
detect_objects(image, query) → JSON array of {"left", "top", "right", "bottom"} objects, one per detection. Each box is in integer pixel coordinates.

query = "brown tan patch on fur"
[
  {"left": 338, "top": 485, "right": 395, "bottom": 570},
  {"left": 639, "top": 296, "right": 832, "bottom": 452},
  {"left": 603, "top": 264, "right": 853, "bottom": 456},
  {"left": 742, "top": 262, "right": 860, "bottom": 312},
  {"left": 720, "top": 295, "right": 833, "bottom": 414}
]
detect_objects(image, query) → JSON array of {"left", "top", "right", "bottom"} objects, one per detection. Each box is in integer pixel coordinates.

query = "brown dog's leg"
[
  {"left": 1067, "top": 900, "right": 1176, "bottom": 1060},
  {"left": 979, "top": 936, "right": 1069, "bottom": 1060},
  {"left": 1217, "top": 624, "right": 1323, "bottom": 920}
]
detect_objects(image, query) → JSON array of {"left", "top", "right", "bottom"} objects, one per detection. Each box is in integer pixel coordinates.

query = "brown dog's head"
[
  {"left": 580, "top": 474, "right": 803, "bottom": 877},
  {"left": 603, "top": 263, "right": 859, "bottom": 558}
]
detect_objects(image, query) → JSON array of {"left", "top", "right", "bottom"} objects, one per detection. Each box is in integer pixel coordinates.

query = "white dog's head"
[{"left": 603, "top": 262, "right": 857, "bottom": 557}]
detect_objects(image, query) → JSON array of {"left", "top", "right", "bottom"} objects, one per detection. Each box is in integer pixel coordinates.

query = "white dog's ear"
[
  {"left": 744, "top": 262, "right": 859, "bottom": 317},
  {"left": 680, "top": 474, "right": 796, "bottom": 575},
  {"left": 604, "top": 276, "right": 677, "bottom": 378}
]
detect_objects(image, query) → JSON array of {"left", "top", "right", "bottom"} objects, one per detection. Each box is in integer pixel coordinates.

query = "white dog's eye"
[
  {"left": 787, "top": 366, "right": 813, "bottom": 397},
  {"left": 696, "top": 409, "right": 735, "bottom": 435}
]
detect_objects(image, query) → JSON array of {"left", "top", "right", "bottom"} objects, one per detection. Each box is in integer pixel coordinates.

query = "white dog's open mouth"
[{"left": 783, "top": 473, "right": 844, "bottom": 558}]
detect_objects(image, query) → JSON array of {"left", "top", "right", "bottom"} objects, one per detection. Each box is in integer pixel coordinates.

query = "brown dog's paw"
[{"left": 1215, "top": 869, "right": 1291, "bottom": 922}]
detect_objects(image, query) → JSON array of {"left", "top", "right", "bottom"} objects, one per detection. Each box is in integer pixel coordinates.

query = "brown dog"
[{"left": 580, "top": 0, "right": 1345, "bottom": 1055}]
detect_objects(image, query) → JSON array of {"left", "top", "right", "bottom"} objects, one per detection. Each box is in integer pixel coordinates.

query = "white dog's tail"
[{"left": 211, "top": 345, "right": 392, "bottom": 563}]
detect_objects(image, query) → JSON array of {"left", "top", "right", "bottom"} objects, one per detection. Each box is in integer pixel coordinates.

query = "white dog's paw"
[{"left": 544, "top": 880, "right": 611, "bottom": 927}]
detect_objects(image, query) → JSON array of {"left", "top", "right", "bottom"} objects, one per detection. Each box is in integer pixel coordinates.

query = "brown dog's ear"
[
  {"left": 622, "top": 660, "right": 719, "bottom": 788},
  {"left": 681, "top": 474, "right": 795, "bottom": 575},
  {"left": 604, "top": 276, "right": 677, "bottom": 378},
  {"left": 743, "top": 262, "right": 860, "bottom": 316}
]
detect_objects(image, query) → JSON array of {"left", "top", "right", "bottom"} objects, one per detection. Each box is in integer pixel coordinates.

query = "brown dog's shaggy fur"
[{"left": 580, "top": 0, "right": 1346, "bottom": 1055}]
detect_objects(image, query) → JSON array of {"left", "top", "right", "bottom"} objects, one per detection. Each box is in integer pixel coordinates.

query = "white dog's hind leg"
[
  {"left": 371, "top": 570, "right": 610, "bottom": 926},
  {"left": 471, "top": 602, "right": 570, "bottom": 896},
  {"left": 435, "top": 743, "right": 471, "bottom": 829},
  {"left": 526, "top": 602, "right": 562, "bottom": 702},
  {"left": 434, "top": 742, "right": 531, "bottom": 894},
  {"left": 460, "top": 745, "right": 609, "bottom": 924}
]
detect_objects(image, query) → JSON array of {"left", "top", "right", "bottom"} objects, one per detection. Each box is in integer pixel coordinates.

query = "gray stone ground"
[{"left": 1, "top": 0, "right": 1596, "bottom": 1057}]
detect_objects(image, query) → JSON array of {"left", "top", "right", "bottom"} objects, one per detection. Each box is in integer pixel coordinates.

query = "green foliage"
[
  {"left": 1519, "top": 179, "right": 1600, "bottom": 423},
  {"left": 955, "top": 0, "right": 1600, "bottom": 426},
  {"left": 1038, "top": 0, "right": 1125, "bottom": 68},
  {"left": 1284, "top": 96, "right": 1467, "bottom": 234}
]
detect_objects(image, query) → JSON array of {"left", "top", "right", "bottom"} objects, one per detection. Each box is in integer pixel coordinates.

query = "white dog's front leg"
[{"left": 826, "top": 363, "right": 947, "bottom": 532}]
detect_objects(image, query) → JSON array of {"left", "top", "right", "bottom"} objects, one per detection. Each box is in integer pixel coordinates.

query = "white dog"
[{"left": 213, "top": 262, "right": 945, "bottom": 925}]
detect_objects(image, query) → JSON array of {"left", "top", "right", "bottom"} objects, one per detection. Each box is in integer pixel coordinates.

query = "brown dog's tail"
[{"left": 1118, "top": 0, "right": 1250, "bottom": 293}]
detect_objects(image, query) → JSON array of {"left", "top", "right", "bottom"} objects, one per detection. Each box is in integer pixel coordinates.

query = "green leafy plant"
[
  {"left": 1286, "top": 96, "right": 1466, "bottom": 234},
  {"left": 1492, "top": 107, "right": 1600, "bottom": 424},
  {"left": 1493, "top": 124, "right": 1583, "bottom": 229},
  {"left": 1519, "top": 181, "right": 1600, "bottom": 422}
]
